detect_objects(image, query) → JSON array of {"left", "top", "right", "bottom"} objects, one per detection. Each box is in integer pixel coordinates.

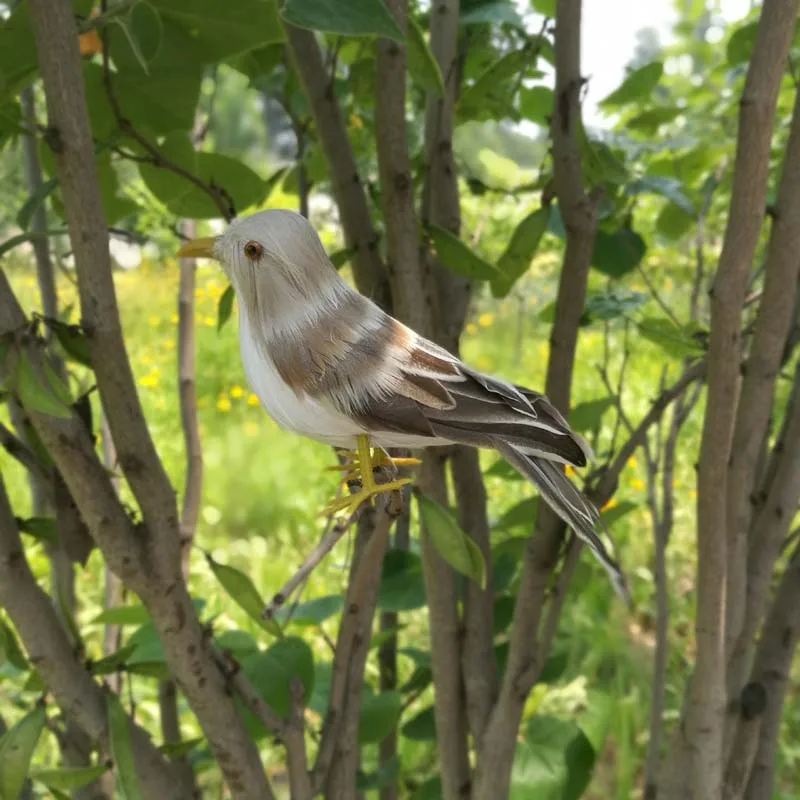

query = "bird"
[{"left": 177, "top": 208, "right": 627, "bottom": 598}]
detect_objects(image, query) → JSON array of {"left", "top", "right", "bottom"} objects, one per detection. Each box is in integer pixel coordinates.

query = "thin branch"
[
  {"left": 312, "top": 504, "right": 396, "bottom": 794},
  {"left": 285, "top": 679, "right": 313, "bottom": 800},
  {"left": 284, "top": 23, "right": 391, "bottom": 308}
]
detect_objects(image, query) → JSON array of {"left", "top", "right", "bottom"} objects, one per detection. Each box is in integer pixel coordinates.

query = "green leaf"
[
  {"left": 583, "top": 290, "right": 648, "bottom": 323},
  {"left": 562, "top": 729, "right": 596, "bottom": 800},
  {"left": 139, "top": 134, "right": 266, "bottom": 218},
  {"left": 281, "top": 0, "right": 404, "bottom": 41},
  {"left": 0, "top": 705, "right": 46, "bottom": 800},
  {"left": 484, "top": 458, "right": 525, "bottom": 482},
  {"left": 206, "top": 554, "right": 281, "bottom": 636},
  {"left": 727, "top": 21, "right": 758, "bottom": 66},
  {"left": 627, "top": 175, "right": 694, "bottom": 215},
  {"left": 412, "top": 777, "right": 443, "bottom": 800},
  {"left": 656, "top": 202, "right": 695, "bottom": 240},
  {"left": 107, "top": 695, "right": 142, "bottom": 800},
  {"left": 538, "top": 650, "right": 568, "bottom": 684},
  {"left": 0, "top": 3, "right": 37, "bottom": 104},
  {"left": 428, "top": 224, "right": 499, "bottom": 281},
  {"left": 18, "top": 517, "right": 59, "bottom": 544},
  {"left": 17, "top": 179, "right": 59, "bottom": 231},
  {"left": 417, "top": 493, "right": 486, "bottom": 588},
  {"left": 626, "top": 106, "right": 682, "bottom": 135},
  {"left": 460, "top": 1, "right": 524, "bottom": 27},
  {"left": 273, "top": 595, "right": 343, "bottom": 627},
  {"left": 0, "top": 622, "right": 28, "bottom": 672},
  {"left": 492, "top": 206, "right": 550, "bottom": 297},
  {"left": 0, "top": 230, "right": 68, "bottom": 260},
  {"left": 31, "top": 763, "right": 110, "bottom": 792},
  {"left": 242, "top": 637, "right": 315, "bottom": 718},
  {"left": 50, "top": 321, "right": 92, "bottom": 368},
  {"left": 636, "top": 317, "right": 704, "bottom": 359},
  {"left": 568, "top": 398, "right": 616, "bottom": 434},
  {"left": 329, "top": 249, "right": 353, "bottom": 270},
  {"left": 494, "top": 496, "right": 538, "bottom": 532},
  {"left": 217, "top": 285, "right": 235, "bottom": 331},
  {"left": 531, "top": 0, "right": 556, "bottom": 15},
  {"left": 91, "top": 605, "right": 151, "bottom": 627},
  {"left": 510, "top": 716, "right": 595, "bottom": 799},
  {"left": 13, "top": 351, "right": 72, "bottom": 418},
  {"left": 458, "top": 48, "right": 532, "bottom": 121},
  {"left": 158, "top": 737, "right": 204, "bottom": 759},
  {"left": 591, "top": 228, "right": 646, "bottom": 278},
  {"left": 407, "top": 15, "right": 444, "bottom": 95},
  {"left": 358, "top": 691, "right": 402, "bottom": 744},
  {"left": 377, "top": 550, "right": 426, "bottom": 612},
  {"left": 600, "top": 501, "right": 638, "bottom": 528},
  {"left": 519, "top": 85, "right": 553, "bottom": 126},
  {"left": 89, "top": 645, "right": 137, "bottom": 677},
  {"left": 599, "top": 62, "right": 663, "bottom": 108},
  {"left": 401, "top": 705, "right": 436, "bottom": 741}
]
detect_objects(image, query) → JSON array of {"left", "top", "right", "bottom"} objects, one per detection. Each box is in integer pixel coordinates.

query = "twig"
[
  {"left": 285, "top": 679, "right": 313, "bottom": 800},
  {"left": 262, "top": 508, "right": 359, "bottom": 619}
]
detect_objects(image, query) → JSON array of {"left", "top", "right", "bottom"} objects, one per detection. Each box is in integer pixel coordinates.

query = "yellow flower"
[
  {"left": 216, "top": 394, "right": 232, "bottom": 412},
  {"left": 247, "top": 392, "right": 260, "bottom": 407},
  {"left": 627, "top": 456, "right": 638, "bottom": 469},
  {"left": 139, "top": 372, "right": 159, "bottom": 388},
  {"left": 465, "top": 323, "right": 478, "bottom": 336},
  {"left": 170, "top": 312, "right": 179, "bottom": 324},
  {"left": 230, "top": 384, "right": 244, "bottom": 399},
  {"left": 148, "top": 315, "right": 160, "bottom": 327},
  {"left": 195, "top": 287, "right": 207, "bottom": 301},
  {"left": 204, "top": 315, "right": 216, "bottom": 327},
  {"left": 630, "top": 477, "right": 645, "bottom": 490},
  {"left": 478, "top": 312, "right": 494, "bottom": 328},
  {"left": 600, "top": 497, "right": 618, "bottom": 512},
  {"left": 565, "top": 464, "right": 575, "bottom": 478}
]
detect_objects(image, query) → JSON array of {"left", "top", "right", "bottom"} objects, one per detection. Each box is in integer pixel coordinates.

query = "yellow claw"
[{"left": 320, "top": 436, "right": 419, "bottom": 518}]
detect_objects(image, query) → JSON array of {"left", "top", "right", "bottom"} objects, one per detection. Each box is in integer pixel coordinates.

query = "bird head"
[{"left": 177, "top": 209, "right": 344, "bottom": 317}]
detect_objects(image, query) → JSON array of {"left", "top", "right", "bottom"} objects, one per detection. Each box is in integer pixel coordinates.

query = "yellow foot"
[
  {"left": 320, "top": 477, "right": 413, "bottom": 518},
  {"left": 319, "top": 437, "right": 420, "bottom": 518}
]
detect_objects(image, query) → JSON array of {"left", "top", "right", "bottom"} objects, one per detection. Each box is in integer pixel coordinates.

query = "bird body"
[{"left": 178, "top": 209, "right": 628, "bottom": 598}]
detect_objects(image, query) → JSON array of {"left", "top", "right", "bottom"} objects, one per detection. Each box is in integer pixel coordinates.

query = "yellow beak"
[{"left": 177, "top": 236, "right": 218, "bottom": 259}]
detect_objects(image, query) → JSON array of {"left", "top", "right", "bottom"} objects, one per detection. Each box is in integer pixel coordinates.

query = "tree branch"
[
  {"left": 725, "top": 72, "right": 800, "bottom": 680},
  {"left": 313, "top": 505, "right": 395, "bottom": 794},
  {"left": 688, "top": 0, "right": 795, "bottom": 791},
  {"left": 475, "top": 2, "right": 599, "bottom": 792},
  {"left": 284, "top": 24, "right": 391, "bottom": 308},
  {"left": 0, "top": 475, "right": 184, "bottom": 799}
]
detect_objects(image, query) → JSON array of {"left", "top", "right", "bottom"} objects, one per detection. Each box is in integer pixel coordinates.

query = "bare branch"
[
  {"left": 688, "top": 0, "right": 796, "bottom": 790},
  {"left": 285, "top": 680, "right": 313, "bottom": 800},
  {"left": 284, "top": 25, "right": 391, "bottom": 308}
]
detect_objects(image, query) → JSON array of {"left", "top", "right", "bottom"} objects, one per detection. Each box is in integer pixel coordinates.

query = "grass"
[{"left": 2, "top": 252, "right": 797, "bottom": 799}]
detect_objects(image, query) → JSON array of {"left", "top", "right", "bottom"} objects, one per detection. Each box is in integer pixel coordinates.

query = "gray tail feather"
[{"left": 496, "top": 442, "right": 630, "bottom": 604}]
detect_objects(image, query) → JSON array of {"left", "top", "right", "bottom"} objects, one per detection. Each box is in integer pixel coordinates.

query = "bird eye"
[{"left": 243, "top": 241, "right": 263, "bottom": 261}]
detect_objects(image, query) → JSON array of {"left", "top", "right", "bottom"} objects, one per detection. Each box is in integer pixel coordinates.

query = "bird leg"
[{"left": 320, "top": 436, "right": 418, "bottom": 517}]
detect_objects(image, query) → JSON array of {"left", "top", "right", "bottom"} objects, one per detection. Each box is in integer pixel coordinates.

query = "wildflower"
[
  {"left": 216, "top": 394, "right": 232, "bottom": 412},
  {"left": 230, "top": 384, "right": 245, "bottom": 398},
  {"left": 465, "top": 323, "right": 478, "bottom": 336},
  {"left": 478, "top": 312, "right": 494, "bottom": 328},
  {"left": 170, "top": 312, "right": 179, "bottom": 324},
  {"left": 631, "top": 477, "right": 645, "bottom": 490},
  {"left": 204, "top": 315, "right": 216, "bottom": 327},
  {"left": 247, "top": 392, "right": 260, "bottom": 407},
  {"left": 139, "top": 369, "right": 160, "bottom": 388}
]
